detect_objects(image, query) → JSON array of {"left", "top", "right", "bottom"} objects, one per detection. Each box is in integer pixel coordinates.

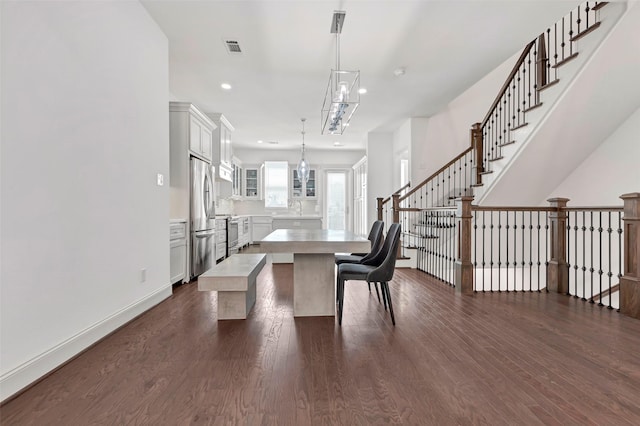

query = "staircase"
[
  {"left": 379, "top": 0, "right": 638, "bottom": 267},
  {"left": 475, "top": 1, "right": 635, "bottom": 205}
]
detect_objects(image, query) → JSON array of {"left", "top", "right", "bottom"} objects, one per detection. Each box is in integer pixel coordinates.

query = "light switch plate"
[{"left": 157, "top": 173, "right": 164, "bottom": 186}]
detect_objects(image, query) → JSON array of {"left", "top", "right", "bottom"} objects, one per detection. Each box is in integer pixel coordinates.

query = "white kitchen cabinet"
[
  {"left": 169, "top": 102, "right": 215, "bottom": 163},
  {"left": 244, "top": 166, "right": 262, "bottom": 199},
  {"left": 236, "top": 216, "right": 250, "bottom": 249},
  {"left": 291, "top": 169, "right": 317, "bottom": 199},
  {"left": 251, "top": 216, "right": 273, "bottom": 243},
  {"left": 231, "top": 157, "right": 243, "bottom": 198},
  {"left": 207, "top": 113, "right": 234, "bottom": 182},
  {"left": 169, "top": 221, "right": 187, "bottom": 284},
  {"left": 189, "top": 115, "right": 213, "bottom": 161}
]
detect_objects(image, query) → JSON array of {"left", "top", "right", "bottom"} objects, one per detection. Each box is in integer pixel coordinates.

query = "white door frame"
[{"left": 322, "top": 168, "right": 352, "bottom": 231}]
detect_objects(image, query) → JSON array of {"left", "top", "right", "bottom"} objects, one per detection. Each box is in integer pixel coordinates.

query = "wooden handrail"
[
  {"left": 480, "top": 40, "right": 536, "bottom": 128},
  {"left": 395, "top": 181, "right": 411, "bottom": 194},
  {"left": 381, "top": 182, "right": 412, "bottom": 206},
  {"left": 399, "top": 147, "right": 473, "bottom": 202}
]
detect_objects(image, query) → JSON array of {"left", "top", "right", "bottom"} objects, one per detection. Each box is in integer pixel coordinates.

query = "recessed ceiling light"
[
  {"left": 333, "top": 142, "right": 342, "bottom": 146},
  {"left": 257, "top": 140, "right": 263, "bottom": 144},
  {"left": 393, "top": 67, "right": 406, "bottom": 77},
  {"left": 221, "top": 83, "right": 232, "bottom": 90},
  {"left": 358, "top": 88, "right": 367, "bottom": 94}
]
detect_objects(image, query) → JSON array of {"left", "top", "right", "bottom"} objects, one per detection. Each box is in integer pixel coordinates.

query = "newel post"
[
  {"left": 377, "top": 197, "right": 384, "bottom": 221},
  {"left": 392, "top": 193, "right": 402, "bottom": 257},
  {"left": 620, "top": 193, "right": 640, "bottom": 320},
  {"left": 454, "top": 197, "right": 474, "bottom": 294},
  {"left": 471, "top": 123, "right": 483, "bottom": 186},
  {"left": 547, "top": 198, "right": 569, "bottom": 294},
  {"left": 392, "top": 194, "right": 400, "bottom": 224}
]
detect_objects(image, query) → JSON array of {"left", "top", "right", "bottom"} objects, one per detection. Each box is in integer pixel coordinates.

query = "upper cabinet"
[
  {"left": 170, "top": 102, "right": 216, "bottom": 163},
  {"left": 244, "top": 166, "right": 262, "bottom": 199},
  {"left": 207, "top": 113, "right": 234, "bottom": 182},
  {"left": 291, "top": 168, "right": 317, "bottom": 199},
  {"left": 231, "top": 156, "right": 242, "bottom": 198}
]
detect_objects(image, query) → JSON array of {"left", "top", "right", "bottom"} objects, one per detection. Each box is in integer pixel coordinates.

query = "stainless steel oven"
[{"left": 227, "top": 218, "right": 239, "bottom": 256}]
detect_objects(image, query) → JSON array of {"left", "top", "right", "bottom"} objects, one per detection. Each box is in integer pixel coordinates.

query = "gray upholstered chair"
[
  {"left": 335, "top": 220, "right": 384, "bottom": 265},
  {"left": 336, "top": 223, "right": 401, "bottom": 326}
]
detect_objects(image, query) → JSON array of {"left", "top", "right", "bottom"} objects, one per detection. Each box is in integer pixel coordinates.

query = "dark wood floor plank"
[{"left": 2, "top": 262, "right": 640, "bottom": 425}]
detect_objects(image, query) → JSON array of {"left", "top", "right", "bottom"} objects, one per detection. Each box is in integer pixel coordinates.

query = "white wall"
[
  {"left": 393, "top": 120, "right": 411, "bottom": 190},
  {"left": 0, "top": 1, "right": 170, "bottom": 401},
  {"left": 367, "top": 132, "right": 394, "bottom": 226},
  {"left": 412, "top": 49, "right": 518, "bottom": 182},
  {"left": 546, "top": 107, "right": 640, "bottom": 206}
]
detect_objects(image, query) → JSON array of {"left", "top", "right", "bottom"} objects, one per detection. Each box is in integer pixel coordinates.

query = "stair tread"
[
  {"left": 511, "top": 122, "right": 528, "bottom": 131},
  {"left": 498, "top": 141, "right": 516, "bottom": 148},
  {"left": 539, "top": 79, "right": 560, "bottom": 91},
  {"left": 553, "top": 52, "right": 579, "bottom": 69},
  {"left": 571, "top": 22, "right": 601, "bottom": 42},
  {"left": 523, "top": 103, "right": 543, "bottom": 113},
  {"left": 489, "top": 156, "right": 505, "bottom": 162}
]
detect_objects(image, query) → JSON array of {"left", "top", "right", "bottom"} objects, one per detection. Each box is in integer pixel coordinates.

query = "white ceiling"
[{"left": 142, "top": 0, "right": 582, "bottom": 151}]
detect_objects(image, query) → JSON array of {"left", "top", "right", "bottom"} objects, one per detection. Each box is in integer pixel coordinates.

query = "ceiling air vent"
[{"left": 223, "top": 39, "right": 242, "bottom": 54}]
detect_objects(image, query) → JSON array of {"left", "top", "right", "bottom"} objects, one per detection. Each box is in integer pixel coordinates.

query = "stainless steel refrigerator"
[{"left": 190, "top": 157, "right": 216, "bottom": 279}]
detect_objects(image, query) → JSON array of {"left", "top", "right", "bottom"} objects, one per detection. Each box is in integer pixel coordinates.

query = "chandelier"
[
  {"left": 296, "top": 118, "right": 310, "bottom": 184},
  {"left": 321, "top": 10, "right": 360, "bottom": 135}
]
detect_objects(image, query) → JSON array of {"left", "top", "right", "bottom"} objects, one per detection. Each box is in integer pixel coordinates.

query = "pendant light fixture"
[
  {"left": 296, "top": 118, "right": 310, "bottom": 184},
  {"left": 321, "top": 10, "right": 360, "bottom": 135}
]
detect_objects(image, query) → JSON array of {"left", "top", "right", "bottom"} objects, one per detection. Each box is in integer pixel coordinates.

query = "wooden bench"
[{"left": 198, "top": 253, "right": 266, "bottom": 320}]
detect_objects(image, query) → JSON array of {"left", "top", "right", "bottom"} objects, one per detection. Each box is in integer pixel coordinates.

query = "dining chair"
[
  {"left": 335, "top": 220, "right": 385, "bottom": 299},
  {"left": 336, "top": 223, "right": 401, "bottom": 326},
  {"left": 335, "top": 220, "right": 384, "bottom": 265}
]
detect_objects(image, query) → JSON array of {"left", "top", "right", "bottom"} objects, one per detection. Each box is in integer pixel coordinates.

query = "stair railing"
[{"left": 478, "top": 1, "right": 608, "bottom": 179}]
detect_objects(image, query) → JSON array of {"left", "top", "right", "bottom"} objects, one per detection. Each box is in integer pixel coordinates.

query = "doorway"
[{"left": 325, "top": 170, "right": 348, "bottom": 230}]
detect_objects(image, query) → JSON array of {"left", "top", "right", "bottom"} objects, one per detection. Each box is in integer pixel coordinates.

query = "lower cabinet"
[
  {"left": 170, "top": 221, "right": 187, "bottom": 284},
  {"left": 251, "top": 216, "right": 273, "bottom": 243}
]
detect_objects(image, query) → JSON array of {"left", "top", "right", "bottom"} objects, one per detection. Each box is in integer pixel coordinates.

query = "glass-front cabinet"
[
  {"left": 291, "top": 169, "right": 316, "bottom": 199},
  {"left": 244, "top": 167, "right": 261, "bottom": 199}
]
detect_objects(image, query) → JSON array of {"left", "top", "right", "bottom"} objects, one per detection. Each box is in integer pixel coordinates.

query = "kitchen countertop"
[
  {"left": 272, "top": 215, "right": 322, "bottom": 220},
  {"left": 170, "top": 218, "right": 187, "bottom": 223}
]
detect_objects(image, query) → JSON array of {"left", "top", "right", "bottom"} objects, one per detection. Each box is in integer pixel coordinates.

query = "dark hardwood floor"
[{"left": 2, "top": 263, "right": 640, "bottom": 425}]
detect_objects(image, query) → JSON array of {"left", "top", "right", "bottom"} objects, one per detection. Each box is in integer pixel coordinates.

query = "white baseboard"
[{"left": 0, "top": 285, "right": 172, "bottom": 403}]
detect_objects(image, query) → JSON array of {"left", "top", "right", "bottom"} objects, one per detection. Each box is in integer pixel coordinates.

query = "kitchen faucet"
[{"left": 289, "top": 199, "right": 303, "bottom": 216}]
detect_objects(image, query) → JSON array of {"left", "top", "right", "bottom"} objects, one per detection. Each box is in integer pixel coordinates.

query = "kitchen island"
[{"left": 260, "top": 228, "right": 369, "bottom": 317}]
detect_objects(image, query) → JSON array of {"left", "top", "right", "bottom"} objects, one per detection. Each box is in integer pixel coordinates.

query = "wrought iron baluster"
[
  {"left": 522, "top": 211, "right": 526, "bottom": 292},
  {"left": 569, "top": 11, "right": 574, "bottom": 56},
  {"left": 529, "top": 211, "right": 533, "bottom": 291},
  {"left": 582, "top": 211, "right": 587, "bottom": 301},
  {"left": 490, "top": 212, "right": 494, "bottom": 291},
  {"left": 566, "top": 211, "right": 571, "bottom": 296},
  {"left": 598, "top": 211, "right": 603, "bottom": 306},
  {"left": 574, "top": 211, "right": 579, "bottom": 298},
  {"left": 618, "top": 212, "right": 623, "bottom": 312},
  {"left": 498, "top": 212, "right": 502, "bottom": 291},
  {"left": 590, "top": 212, "right": 595, "bottom": 303},
  {"left": 607, "top": 211, "right": 613, "bottom": 309},
  {"left": 545, "top": 212, "right": 549, "bottom": 293},
  {"left": 482, "top": 211, "right": 486, "bottom": 292}
]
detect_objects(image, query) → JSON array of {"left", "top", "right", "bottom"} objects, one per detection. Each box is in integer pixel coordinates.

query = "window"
[{"left": 264, "top": 161, "right": 289, "bottom": 209}]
